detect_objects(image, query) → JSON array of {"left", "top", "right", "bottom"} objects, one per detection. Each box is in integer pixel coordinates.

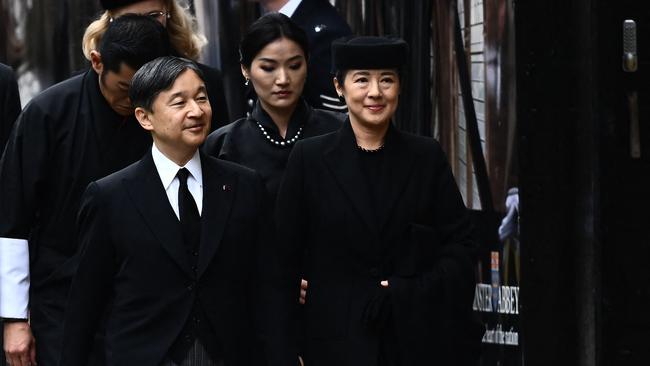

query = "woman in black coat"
[
  {"left": 274, "top": 36, "right": 482, "bottom": 366},
  {"left": 202, "top": 13, "right": 343, "bottom": 204}
]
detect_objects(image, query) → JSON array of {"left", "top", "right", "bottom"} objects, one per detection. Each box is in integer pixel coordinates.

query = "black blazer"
[
  {"left": 275, "top": 121, "right": 482, "bottom": 365},
  {"left": 0, "top": 63, "right": 21, "bottom": 150},
  {"left": 59, "top": 151, "right": 269, "bottom": 366}
]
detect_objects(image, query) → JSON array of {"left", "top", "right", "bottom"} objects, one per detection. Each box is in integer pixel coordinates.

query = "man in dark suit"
[
  {"left": 258, "top": 0, "right": 352, "bottom": 112},
  {"left": 0, "top": 16, "right": 169, "bottom": 366},
  {"left": 59, "top": 57, "right": 269, "bottom": 365},
  {"left": 0, "top": 63, "right": 21, "bottom": 150},
  {"left": 0, "top": 61, "right": 21, "bottom": 366}
]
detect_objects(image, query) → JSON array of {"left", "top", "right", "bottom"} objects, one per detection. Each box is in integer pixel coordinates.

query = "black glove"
[{"left": 362, "top": 284, "right": 392, "bottom": 332}]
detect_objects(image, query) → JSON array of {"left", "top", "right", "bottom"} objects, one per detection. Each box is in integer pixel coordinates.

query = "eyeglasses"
[
  {"left": 109, "top": 10, "right": 171, "bottom": 22},
  {"left": 144, "top": 11, "right": 171, "bottom": 20}
]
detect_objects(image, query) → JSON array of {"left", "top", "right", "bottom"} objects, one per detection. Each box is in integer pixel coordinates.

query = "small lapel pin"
[
  {"left": 222, "top": 184, "right": 231, "bottom": 192},
  {"left": 314, "top": 24, "right": 327, "bottom": 32}
]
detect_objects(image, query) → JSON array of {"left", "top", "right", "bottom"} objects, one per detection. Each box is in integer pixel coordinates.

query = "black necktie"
[{"left": 177, "top": 168, "right": 201, "bottom": 253}]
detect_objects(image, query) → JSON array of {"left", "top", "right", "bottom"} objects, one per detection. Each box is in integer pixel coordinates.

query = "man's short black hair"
[
  {"left": 129, "top": 56, "right": 205, "bottom": 111},
  {"left": 99, "top": 14, "right": 170, "bottom": 75}
]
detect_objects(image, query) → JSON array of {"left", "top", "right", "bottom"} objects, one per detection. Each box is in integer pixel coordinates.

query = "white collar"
[
  {"left": 151, "top": 143, "right": 202, "bottom": 190},
  {"left": 278, "top": 0, "right": 302, "bottom": 17}
]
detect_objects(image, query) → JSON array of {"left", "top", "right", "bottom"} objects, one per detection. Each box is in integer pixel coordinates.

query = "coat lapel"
[
  {"left": 323, "top": 120, "right": 379, "bottom": 237},
  {"left": 377, "top": 126, "right": 417, "bottom": 231},
  {"left": 124, "top": 152, "right": 193, "bottom": 277},
  {"left": 196, "top": 154, "right": 236, "bottom": 277}
]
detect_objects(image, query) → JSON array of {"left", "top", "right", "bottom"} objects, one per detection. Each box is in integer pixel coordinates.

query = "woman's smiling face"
[{"left": 335, "top": 69, "right": 400, "bottom": 129}]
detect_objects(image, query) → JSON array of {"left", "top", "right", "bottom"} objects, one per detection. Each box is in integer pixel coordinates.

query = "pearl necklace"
[
  {"left": 357, "top": 144, "right": 385, "bottom": 153},
  {"left": 256, "top": 121, "right": 304, "bottom": 147}
]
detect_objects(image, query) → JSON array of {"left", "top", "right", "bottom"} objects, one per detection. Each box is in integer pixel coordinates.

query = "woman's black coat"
[
  {"left": 202, "top": 99, "right": 343, "bottom": 203},
  {"left": 273, "top": 120, "right": 482, "bottom": 365}
]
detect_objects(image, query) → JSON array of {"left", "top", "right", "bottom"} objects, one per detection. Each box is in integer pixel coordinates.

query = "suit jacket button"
[{"left": 187, "top": 284, "right": 194, "bottom": 291}]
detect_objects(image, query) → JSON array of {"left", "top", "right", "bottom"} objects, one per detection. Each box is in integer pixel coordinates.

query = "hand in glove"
[{"left": 362, "top": 281, "right": 392, "bottom": 332}]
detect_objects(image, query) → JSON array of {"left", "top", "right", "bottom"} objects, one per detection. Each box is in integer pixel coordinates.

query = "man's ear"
[
  {"left": 135, "top": 107, "right": 154, "bottom": 131},
  {"left": 333, "top": 77, "right": 344, "bottom": 98},
  {"left": 90, "top": 50, "right": 104, "bottom": 75}
]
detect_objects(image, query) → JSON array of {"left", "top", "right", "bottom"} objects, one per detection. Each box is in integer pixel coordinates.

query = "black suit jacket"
[
  {"left": 0, "top": 63, "right": 21, "bottom": 150},
  {"left": 275, "top": 121, "right": 482, "bottom": 365},
  {"left": 60, "top": 151, "right": 269, "bottom": 366},
  {"left": 291, "top": 0, "right": 352, "bottom": 112}
]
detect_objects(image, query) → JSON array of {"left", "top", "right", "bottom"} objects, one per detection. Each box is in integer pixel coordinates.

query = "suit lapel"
[
  {"left": 289, "top": 0, "right": 310, "bottom": 23},
  {"left": 323, "top": 121, "right": 379, "bottom": 237},
  {"left": 124, "top": 152, "right": 193, "bottom": 277},
  {"left": 197, "top": 154, "right": 236, "bottom": 277}
]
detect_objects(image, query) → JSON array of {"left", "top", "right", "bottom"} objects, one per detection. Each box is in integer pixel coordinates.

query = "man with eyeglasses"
[{"left": 0, "top": 15, "right": 169, "bottom": 366}]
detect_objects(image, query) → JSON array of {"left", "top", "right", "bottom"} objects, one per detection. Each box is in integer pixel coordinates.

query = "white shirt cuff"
[{"left": 0, "top": 237, "right": 30, "bottom": 319}]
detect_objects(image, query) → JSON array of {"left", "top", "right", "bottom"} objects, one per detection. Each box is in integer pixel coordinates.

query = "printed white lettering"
[
  {"left": 481, "top": 324, "right": 519, "bottom": 346},
  {"left": 473, "top": 284, "right": 519, "bottom": 314}
]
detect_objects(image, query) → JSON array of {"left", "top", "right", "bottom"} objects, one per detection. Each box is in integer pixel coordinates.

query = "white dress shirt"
[
  {"left": 151, "top": 144, "right": 203, "bottom": 218},
  {"left": 0, "top": 237, "right": 30, "bottom": 318}
]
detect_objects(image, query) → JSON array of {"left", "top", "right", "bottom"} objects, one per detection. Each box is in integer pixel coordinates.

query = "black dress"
[
  {"left": 202, "top": 98, "right": 344, "bottom": 203},
  {"left": 0, "top": 68, "right": 151, "bottom": 364}
]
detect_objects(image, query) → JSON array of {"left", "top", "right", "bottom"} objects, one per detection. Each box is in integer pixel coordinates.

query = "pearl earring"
[{"left": 244, "top": 78, "right": 250, "bottom": 86}]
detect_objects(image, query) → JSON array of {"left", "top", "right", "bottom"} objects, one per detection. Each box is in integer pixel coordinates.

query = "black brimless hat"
[
  {"left": 331, "top": 36, "right": 409, "bottom": 72},
  {"left": 100, "top": 0, "right": 145, "bottom": 10}
]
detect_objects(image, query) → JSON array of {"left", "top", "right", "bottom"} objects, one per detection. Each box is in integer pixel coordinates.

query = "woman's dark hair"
[
  {"left": 129, "top": 56, "right": 204, "bottom": 111},
  {"left": 239, "top": 12, "right": 309, "bottom": 69}
]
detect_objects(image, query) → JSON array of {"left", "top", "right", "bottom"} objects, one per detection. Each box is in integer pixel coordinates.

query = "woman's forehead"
[
  {"left": 346, "top": 69, "right": 399, "bottom": 77},
  {"left": 254, "top": 38, "right": 305, "bottom": 60},
  {"left": 112, "top": 0, "right": 167, "bottom": 15}
]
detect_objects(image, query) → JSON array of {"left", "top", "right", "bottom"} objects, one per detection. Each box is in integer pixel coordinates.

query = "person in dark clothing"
[
  {"left": 273, "top": 36, "right": 483, "bottom": 365},
  {"left": 84, "top": 0, "right": 232, "bottom": 128},
  {"left": 0, "top": 16, "right": 169, "bottom": 366},
  {"left": 202, "top": 12, "right": 343, "bottom": 204},
  {"left": 258, "top": 0, "right": 353, "bottom": 112},
  {"left": 0, "top": 63, "right": 21, "bottom": 150},
  {"left": 60, "top": 56, "right": 268, "bottom": 366},
  {"left": 0, "top": 62, "right": 21, "bottom": 366}
]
